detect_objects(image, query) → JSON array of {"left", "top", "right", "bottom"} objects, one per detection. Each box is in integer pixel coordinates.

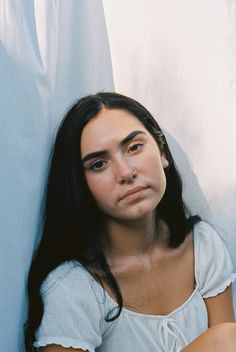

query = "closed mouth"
[{"left": 120, "top": 186, "right": 148, "bottom": 200}]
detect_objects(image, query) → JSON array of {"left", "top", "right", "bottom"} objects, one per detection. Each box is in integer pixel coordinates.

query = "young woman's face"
[{"left": 80, "top": 108, "right": 168, "bottom": 221}]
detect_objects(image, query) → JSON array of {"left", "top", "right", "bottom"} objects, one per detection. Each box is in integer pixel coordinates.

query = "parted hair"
[{"left": 24, "top": 92, "right": 200, "bottom": 351}]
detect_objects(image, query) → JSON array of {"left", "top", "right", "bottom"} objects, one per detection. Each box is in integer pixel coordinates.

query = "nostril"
[
  {"left": 118, "top": 167, "right": 137, "bottom": 184},
  {"left": 131, "top": 168, "right": 137, "bottom": 179}
]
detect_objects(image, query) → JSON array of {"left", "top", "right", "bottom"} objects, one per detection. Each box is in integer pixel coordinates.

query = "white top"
[{"left": 34, "top": 221, "right": 235, "bottom": 352}]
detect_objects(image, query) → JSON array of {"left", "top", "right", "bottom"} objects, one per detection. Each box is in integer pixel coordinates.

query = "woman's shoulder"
[
  {"left": 35, "top": 261, "right": 106, "bottom": 349},
  {"left": 192, "top": 221, "right": 234, "bottom": 297},
  {"left": 41, "top": 260, "right": 92, "bottom": 295},
  {"left": 192, "top": 220, "right": 226, "bottom": 249},
  {"left": 192, "top": 220, "right": 231, "bottom": 265},
  {"left": 193, "top": 219, "right": 215, "bottom": 233}
]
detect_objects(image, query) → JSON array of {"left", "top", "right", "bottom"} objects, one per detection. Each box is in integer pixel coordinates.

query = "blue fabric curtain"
[{"left": 0, "top": 1, "right": 114, "bottom": 350}]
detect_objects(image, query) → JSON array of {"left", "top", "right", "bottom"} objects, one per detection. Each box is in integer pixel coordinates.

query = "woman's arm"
[
  {"left": 40, "top": 345, "right": 88, "bottom": 352},
  {"left": 204, "top": 284, "right": 235, "bottom": 327}
]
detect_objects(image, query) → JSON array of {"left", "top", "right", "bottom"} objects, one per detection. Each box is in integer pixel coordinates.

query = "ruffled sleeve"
[
  {"left": 33, "top": 261, "right": 105, "bottom": 351},
  {"left": 194, "top": 221, "right": 234, "bottom": 298}
]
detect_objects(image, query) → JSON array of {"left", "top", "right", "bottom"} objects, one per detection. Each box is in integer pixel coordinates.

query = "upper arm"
[
  {"left": 40, "top": 344, "right": 88, "bottom": 352},
  {"left": 204, "top": 284, "right": 235, "bottom": 327},
  {"left": 194, "top": 222, "right": 235, "bottom": 327},
  {"left": 35, "top": 263, "right": 104, "bottom": 351}
]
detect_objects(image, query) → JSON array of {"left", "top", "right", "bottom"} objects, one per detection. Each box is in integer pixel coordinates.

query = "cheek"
[
  {"left": 139, "top": 150, "right": 164, "bottom": 174},
  {"left": 85, "top": 173, "right": 112, "bottom": 206},
  {"left": 140, "top": 153, "right": 167, "bottom": 190}
]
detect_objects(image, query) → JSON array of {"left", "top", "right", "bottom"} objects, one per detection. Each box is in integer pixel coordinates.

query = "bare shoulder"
[
  {"left": 183, "top": 230, "right": 194, "bottom": 255},
  {"left": 160, "top": 229, "right": 194, "bottom": 261},
  {"left": 157, "top": 229, "right": 195, "bottom": 286},
  {"left": 177, "top": 230, "right": 194, "bottom": 266}
]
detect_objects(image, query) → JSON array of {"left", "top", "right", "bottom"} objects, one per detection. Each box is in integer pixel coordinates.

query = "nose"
[{"left": 114, "top": 157, "right": 137, "bottom": 184}]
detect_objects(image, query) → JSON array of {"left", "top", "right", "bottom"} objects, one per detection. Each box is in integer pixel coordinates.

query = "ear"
[{"left": 161, "top": 154, "right": 169, "bottom": 168}]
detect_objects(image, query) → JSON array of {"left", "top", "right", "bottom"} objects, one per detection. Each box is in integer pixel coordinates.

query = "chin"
[
  {"left": 103, "top": 197, "right": 161, "bottom": 222},
  {"left": 119, "top": 204, "right": 157, "bottom": 221}
]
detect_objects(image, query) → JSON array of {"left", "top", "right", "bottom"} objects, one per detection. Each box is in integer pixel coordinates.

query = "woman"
[{"left": 25, "top": 92, "right": 236, "bottom": 351}]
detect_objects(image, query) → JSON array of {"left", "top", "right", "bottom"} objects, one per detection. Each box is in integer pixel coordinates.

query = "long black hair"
[{"left": 24, "top": 92, "right": 200, "bottom": 350}]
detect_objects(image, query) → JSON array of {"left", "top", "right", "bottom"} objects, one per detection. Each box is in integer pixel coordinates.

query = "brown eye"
[
  {"left": 90, "top": 160, "right": 107, "bottom": 172},
  {"left": 128, "top": 142, "right": 144, "bottom": 153}
]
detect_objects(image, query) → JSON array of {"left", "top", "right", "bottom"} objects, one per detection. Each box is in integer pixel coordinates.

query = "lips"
[{"left": 120, "top": 186, "right": 148, "bottom": 200}]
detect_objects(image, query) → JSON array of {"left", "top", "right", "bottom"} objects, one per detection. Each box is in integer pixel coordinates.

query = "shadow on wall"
[
  {"left": 164, "top": 130, "right": 236, "bottom": 315},
  {"left": 163, "top": 129, "right": 213, "bottom": 221}
]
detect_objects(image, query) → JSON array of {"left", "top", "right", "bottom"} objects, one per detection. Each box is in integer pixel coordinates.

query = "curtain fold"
[
  {"left": 103, "top": 0, "right": 236, "bottom": 308},
  {"left": 0, "top": 1, "right": 114, "bottom": 350},
  {"left": 103, "top": 0, "right": 236, "bottom": 260},
  {"left": 1, "top": 1, "right": 236, "bottom": 349}
]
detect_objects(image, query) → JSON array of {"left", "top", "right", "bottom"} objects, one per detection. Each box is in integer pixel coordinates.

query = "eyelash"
[
  {"left": 88, "top": 142, "right": 144, "bottom": 172},
  {"left": 89, "top": 160, "right": 107, "bottom": 172},
  {"left": 128, "top": 142, "right": 144, "bottom": 153}
]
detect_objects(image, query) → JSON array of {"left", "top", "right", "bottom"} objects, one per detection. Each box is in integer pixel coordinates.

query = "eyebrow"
[{"left": 81, "top": 130, "right": 145, "bottom": 164}]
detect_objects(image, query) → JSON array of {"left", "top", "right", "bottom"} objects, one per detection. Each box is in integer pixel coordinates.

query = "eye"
[
  {"left": 128, "top": 142, "right": 144, "bottom": 153},
  {"left": 89, "top": 160, "right": 107, "bottom": 172}
]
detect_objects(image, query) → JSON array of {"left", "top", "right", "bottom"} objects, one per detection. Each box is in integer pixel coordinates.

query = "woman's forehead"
[
  {"left": 86, "top": 108, "right": 145, "bottom": 131},
  {"left": 80, "top": 109, "right": 148, "bottom": 153}
]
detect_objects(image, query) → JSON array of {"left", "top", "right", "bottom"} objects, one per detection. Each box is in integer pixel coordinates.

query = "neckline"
[
  {"left": 84, "top": 222, "right": 202, "bottom": 319},
  {"left": 93, "top": 279, "right": 200, "bottom": 319}
]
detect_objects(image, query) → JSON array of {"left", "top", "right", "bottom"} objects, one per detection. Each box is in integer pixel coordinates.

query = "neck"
[{"left": 103, "top": 212, "right": 164, "bottom": 257}]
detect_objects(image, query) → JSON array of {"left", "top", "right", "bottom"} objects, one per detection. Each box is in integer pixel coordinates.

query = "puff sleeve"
[
  {"left": 33, "top": 261, "right": 105, "bottom": 351},
  {"left": 194, "top": 221, "right": 234, "bottom": 298}
]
